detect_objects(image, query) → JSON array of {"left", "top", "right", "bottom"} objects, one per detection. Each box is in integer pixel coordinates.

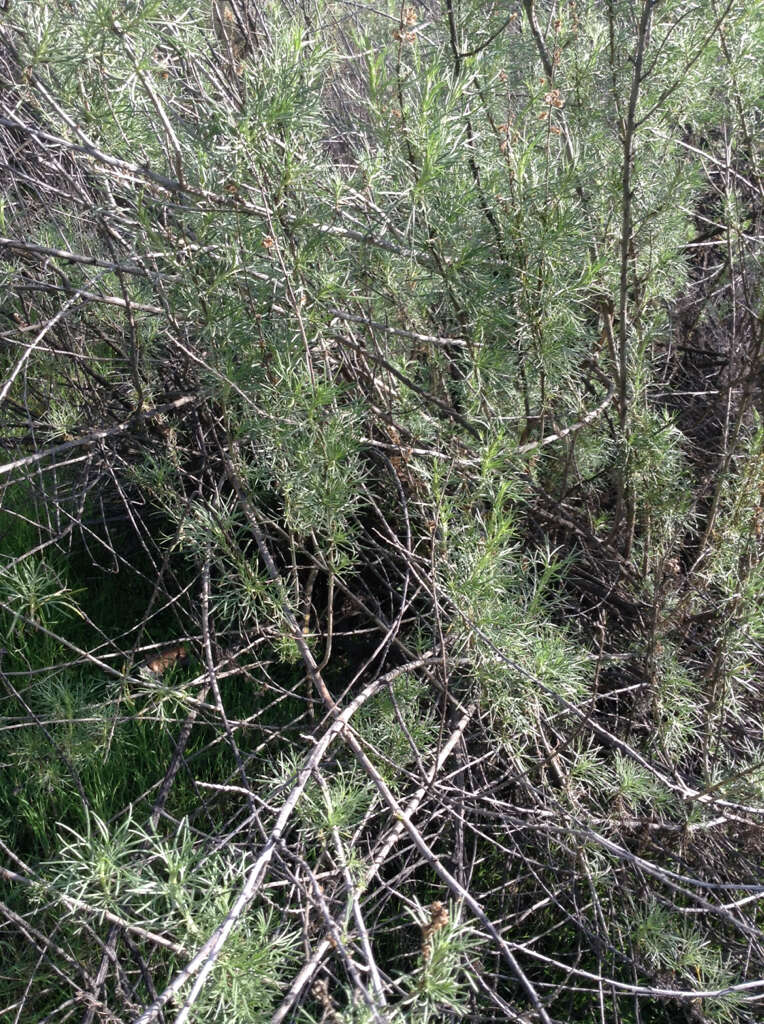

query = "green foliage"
[
  {"left": 632, "top": 904, "right": 744, "bottom": 1021},
  {"left": 300, "top": 766, "right": 375, "bottom": 841},
  {"left": 39, "top": 813, "right": 300, "bottom": 1022},
  {"left": 626, "top": 404, "right": 693, "bottom": 550},
  {"left": 401, "top": 902, "right": 482, "bottom": 1022},
  {"left": 354, "top": 673, "right": 437, "bottom": 784},
  {"left": 185, "top": 906, "right": 300, "bottom": 1024},
  {"left": 1, "top": 0, "right": 762, "bottom": 1021},
  {"left": 0, "top": 557, "right": 83, "bottom": 651}
]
